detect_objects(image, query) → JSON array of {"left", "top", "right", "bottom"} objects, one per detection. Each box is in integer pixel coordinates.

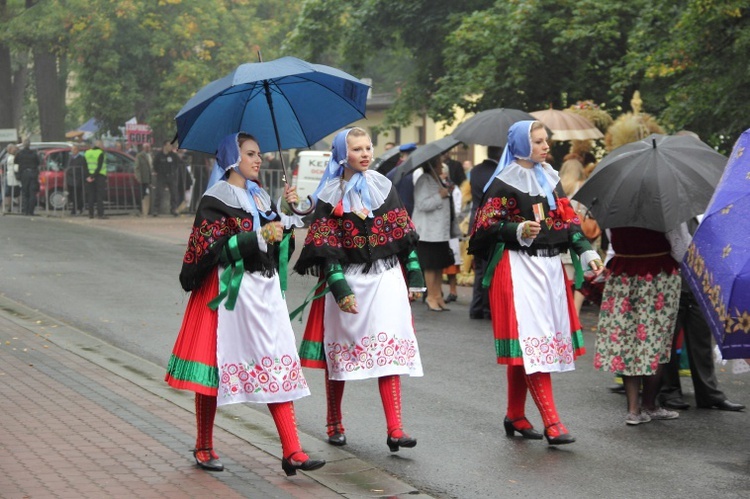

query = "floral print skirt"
[{"left": 594, "top": 270, "right": 680, "bottom": 376}]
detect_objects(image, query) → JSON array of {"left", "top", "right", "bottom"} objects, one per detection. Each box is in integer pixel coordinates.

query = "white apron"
[
  {"left": 216, "top": 270, "right": 310, "bottom": 405},
  {"left": 323, "top": 264, "right": 424, "bottom": 381},
  {"left": 509, "top": 251, "right": 576, "bottom": 374}
]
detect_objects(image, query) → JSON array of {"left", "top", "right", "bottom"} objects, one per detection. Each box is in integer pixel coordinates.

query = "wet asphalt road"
[{"left": 1, "top": 213, "right": 748, "bottom": 498}]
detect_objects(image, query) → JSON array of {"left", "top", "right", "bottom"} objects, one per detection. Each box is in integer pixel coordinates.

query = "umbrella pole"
[{"left": 263, "top": 80, "right": 315, "bottom": 216}]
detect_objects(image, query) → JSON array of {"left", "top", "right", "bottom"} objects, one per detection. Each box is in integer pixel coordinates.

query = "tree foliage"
[
  {"left": 2, "top": 0, "right": 301, "bottom": 141},
  {"left": 623, "top": 0, "right": 750, "bottom": 149},
  {"left": 287, "top": 0, "right": 749, "bottom": 149}
]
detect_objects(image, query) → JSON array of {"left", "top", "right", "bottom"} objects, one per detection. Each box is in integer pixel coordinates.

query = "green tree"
[
  {"left": 285, "top": 0, "right": 493, "bottom": 129},
  {"left": 432, "top": 0, "right": 644, "bottom": 124},
  {"left": 2, "top": 0, "right": 301, "bottom": 142},
  {"left": 622, "top": 0, "right": 750, "bottom": 149},
  {"left": 3, "top": 0, "right": 70, "bottom": 139}
]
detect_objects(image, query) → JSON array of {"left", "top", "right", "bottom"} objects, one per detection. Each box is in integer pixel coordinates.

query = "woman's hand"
[
  {"left": 259, "top": 221, "right": 284, "bottom": 244},
  {"left": 588, "top": 258, "right": 605, "bottom": 277},
  {"left": 284, "top": 185, "right": 299, "bottom": 205},
  {"left": 521, "top": 221, "right": 542, "bottom": 239},
  {"left": 337, "top": 294, "right": 359, "bottom": 314}
]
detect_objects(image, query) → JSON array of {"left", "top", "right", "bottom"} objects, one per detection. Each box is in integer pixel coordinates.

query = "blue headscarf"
[
  {"left": 206, "top": 133, "right": 277, "bottom": 229},
  {"left": 483, "top": 120, "right": 556, "bottom": 209},
  {"left": 311, "top": 128, "right": 374, "bottom": 217}
]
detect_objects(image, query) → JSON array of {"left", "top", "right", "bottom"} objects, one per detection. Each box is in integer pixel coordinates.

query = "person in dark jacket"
[
  {"left": 152, "top": 141, "right": 181, "bottom": 216},
  {"left": 66, "top": 144, "right": 88, "bottom": 215},
  {"left": 15, "top": 140, "right": 41, "bottom": 216},
  {"left": 468, "top": 146, "right": 502, "bottom": 320}
]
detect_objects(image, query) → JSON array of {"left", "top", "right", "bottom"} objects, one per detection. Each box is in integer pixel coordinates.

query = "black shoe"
[
  {"left": 327, "top": 432, "right": 347, "bottom": 446},
  {"left": 698, "top": 400, "right": 745, "bottom": 411},
  {"left": 387, "top": 432, "right": 417, "bottom": 452},
  {"left": 504, "top": 417, "right": 543, "bottom": 440},
  {"left": 445, "top": 293, "right": 458, "bottom": 303},
  {"left": 281, "top": 452, "right": 325, "bottom": 476},
  {"left": 609, "top": 384, "right": 626, "bottom": 394},
  {"left": 193, "top": 448, "right": 224, "bottom": 472},
  {"left": 544, "top": 423, "right": 576, "bottom": 445},
  {"left": 661, "top": 398, "right": 690, "bottom": 410}
]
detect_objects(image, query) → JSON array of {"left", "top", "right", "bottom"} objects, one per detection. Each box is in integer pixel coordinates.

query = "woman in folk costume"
[
  {"left": 468, "top": 120, "right": 604, "bottom": 444},
  {"left": 165, "top": 133, "right": 325, "bottom": 476},
  {"left": 294, "top": 127, "right": 425, "bottom": 452}
]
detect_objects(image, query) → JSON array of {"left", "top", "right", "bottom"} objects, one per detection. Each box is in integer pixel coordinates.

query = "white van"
[{"left": 292, "top": 150, "right": 331, "bottom": 211}]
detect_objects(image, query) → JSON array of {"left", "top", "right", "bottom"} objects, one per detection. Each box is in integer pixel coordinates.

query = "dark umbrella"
[
  {"left": 175, "top": 55, "right": 369, "bottom": 213},
  {"left": 572, "top": 134, "right": 727, "bottom": 232},
  {"left": 450, "top": 108, "right": 547, "bottom": 147},
  {"left": 390, "top": 136, "right": 462, "bottom": 185},
  {"left": 371, "top": 146, "right": 403, "bottom": 175},
  {"left": 682, "top": 129, "right": 750, "bottom": 359}
]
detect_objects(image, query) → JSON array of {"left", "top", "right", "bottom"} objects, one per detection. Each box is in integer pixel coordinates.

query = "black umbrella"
[
  {"left": 390, "top": 136, "right": 462, "bottom": 185},
  {"left": 371, "top": 146, "right": 403, "bottom": 175},
  {"left": 450, "top": 108, "right": 547, "bottom": 147},
  {"left": 572, "top": 134, "right": 727, "bottom": 232}
]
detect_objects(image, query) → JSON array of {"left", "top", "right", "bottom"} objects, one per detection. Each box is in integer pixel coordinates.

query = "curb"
[{"left": 0, "top": 293, "right": 434, "bottom": 498}]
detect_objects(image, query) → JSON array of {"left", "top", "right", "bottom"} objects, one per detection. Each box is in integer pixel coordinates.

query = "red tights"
[
  {"left": 505, "top": 365, "right": 568, "bottom": 437},
  {"left": 194, "top": 393, "right": 308, "bottom": 462},
  {"left": 325, "top": 373, "right": 407, "bottom": 438}
]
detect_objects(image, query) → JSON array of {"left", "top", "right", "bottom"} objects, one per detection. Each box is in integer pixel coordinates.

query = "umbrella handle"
[{"left": 289, "top": 194, "right": 315, "bottom": 216}]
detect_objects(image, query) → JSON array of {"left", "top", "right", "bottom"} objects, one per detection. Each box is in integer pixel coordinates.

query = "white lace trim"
[
  {"left": 316, "top": 170, "right": 391, "bottom": 213},
  {"left": 496, "top": 161, "right": 560, "bottom": 197}
]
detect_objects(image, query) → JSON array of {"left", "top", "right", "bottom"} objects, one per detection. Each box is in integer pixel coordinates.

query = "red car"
[{"left": 36, "top": 147, "right": 140, "bottom": 210}]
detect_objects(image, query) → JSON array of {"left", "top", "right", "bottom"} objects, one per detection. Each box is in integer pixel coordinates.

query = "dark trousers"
[
  {"left": 86, "top": 175, "right": 106, "bottom": 218},
  {"left": 470, "top": 253, "right": 491, "bottom": 319},
  {"left": 20, "top": 170, "right": 38, "bottom": 215},
  {"left": 659, "top": 288, "right": 726, "bottom": 406},
  {"left": 69, "top": 182, "right": 85, "bottom": 213},
  {"left": 153, "top": 174, "right": 179, "bottom": 215}
]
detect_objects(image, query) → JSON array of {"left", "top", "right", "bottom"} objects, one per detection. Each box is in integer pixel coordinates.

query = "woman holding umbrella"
[
  {"left": 468, "top": 120, "right": 603, "bottom": 444},
  {"left": 165, "top": 133, "right": 325, "bottom": 476},
  {"left": 294, "top": 127, "right": 425, "bottom": 452},
  {"left": 412, "top": 156, "right": 456, "bottom": 311}
]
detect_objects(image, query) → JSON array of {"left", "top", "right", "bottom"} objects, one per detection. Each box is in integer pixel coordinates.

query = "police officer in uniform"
[{"left": 85, "top": 140, "right": 107, "bottom": 219}]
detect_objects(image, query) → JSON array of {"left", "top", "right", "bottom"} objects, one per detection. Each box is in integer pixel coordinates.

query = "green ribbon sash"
[{"left": 208, "top": 236, "right": 245, "bottom": 310}]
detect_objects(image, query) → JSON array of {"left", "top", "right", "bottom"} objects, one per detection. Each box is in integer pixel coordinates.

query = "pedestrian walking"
[
  {"left": 294, "top": 127, "right": 425, "bottom": 452},
  {"left": 165, "top": 132, "right": 324, "bottom": 476},
  {"left": 468, "top": 120, "right": 603, "bottom": 444},
  {"left": 412, "top": 157, "right": 455, "bottom": 311}
]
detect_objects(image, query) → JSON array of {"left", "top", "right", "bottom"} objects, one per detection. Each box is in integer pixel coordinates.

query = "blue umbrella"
[
  {"left": 175, "top": 56, "right": 369, "bottom": 213},
  {"left": 682, "top": 129, "right": 750, "bottom": 359},
  {"left": 176, "top": 56, "right": 369, "bottom": 155}
]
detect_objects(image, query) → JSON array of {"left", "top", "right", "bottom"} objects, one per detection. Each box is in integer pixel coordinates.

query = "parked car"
[{"left": 37, "top": 146, "right": 139, "bottom": 210}]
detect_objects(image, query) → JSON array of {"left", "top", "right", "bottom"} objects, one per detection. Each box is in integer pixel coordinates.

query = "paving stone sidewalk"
[{"left": 0, "top": 294, "right": 429, "bottom": 499}]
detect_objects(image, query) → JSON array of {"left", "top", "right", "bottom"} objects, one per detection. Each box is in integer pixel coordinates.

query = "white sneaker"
[
  {"left": 643, "top": 407, "right": 680, "bottom": 420},
  {"left": 625, "top": 412, "right": 651, "bottom": 425}
]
